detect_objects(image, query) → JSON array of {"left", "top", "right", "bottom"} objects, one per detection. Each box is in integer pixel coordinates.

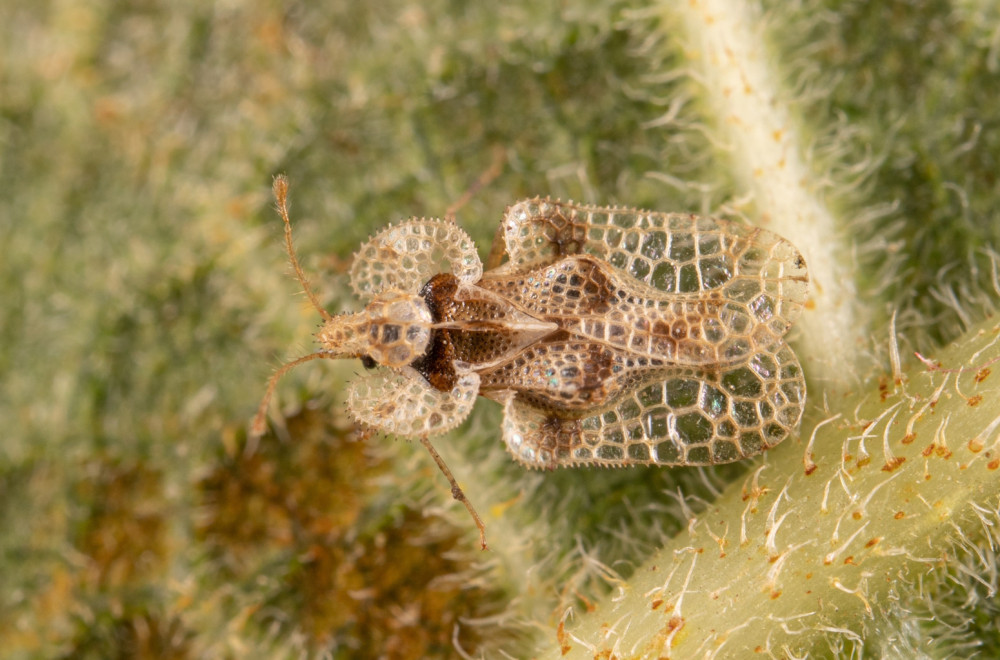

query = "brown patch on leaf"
[
  {"left": 74, "top": 459, "right": 168, "bottom": 589},
  {"left": 197, "top": 407, "right": 510, "bottom": 656}
]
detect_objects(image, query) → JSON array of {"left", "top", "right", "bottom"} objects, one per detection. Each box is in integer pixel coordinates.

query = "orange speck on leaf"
[{"left": 882, "top": 457, "right": 906, "bottom": 471}]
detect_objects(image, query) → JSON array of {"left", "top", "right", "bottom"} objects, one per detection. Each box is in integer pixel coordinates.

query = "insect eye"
[
  {"left": 382, "top": 324, "right": 401, "bottom": 343},
  {"left": 359, "top": 355, "right": 377, "bottom": 370}
]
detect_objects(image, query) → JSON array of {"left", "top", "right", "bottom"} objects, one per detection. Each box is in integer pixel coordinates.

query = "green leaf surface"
[{"left": 2, "top": 0, "right": 998, "bottom": 657}]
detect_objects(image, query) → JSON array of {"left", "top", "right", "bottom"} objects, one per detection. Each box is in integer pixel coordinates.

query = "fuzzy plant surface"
[{"left": 1, "top": 0, "right": 999, "bottom": 659}]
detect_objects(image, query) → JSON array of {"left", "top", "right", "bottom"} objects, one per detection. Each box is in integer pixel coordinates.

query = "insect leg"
[{"left": 418, "top": 435, "right": 488, "bottom": 551}]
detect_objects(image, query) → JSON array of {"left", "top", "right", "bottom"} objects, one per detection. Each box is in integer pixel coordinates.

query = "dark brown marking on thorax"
[
  {"left": 412, "top": 273, "right": 461, "bottom": 392},
  {"left": 411, "top": 332, "right": 458, "bottom": 392},
  {"left": 421, "top": 272, "right": 460, "bottom": 321}
]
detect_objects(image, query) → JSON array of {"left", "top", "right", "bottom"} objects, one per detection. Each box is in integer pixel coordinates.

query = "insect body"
[{"left": 253, "top": 177, "right": 809, "bottom": 548}]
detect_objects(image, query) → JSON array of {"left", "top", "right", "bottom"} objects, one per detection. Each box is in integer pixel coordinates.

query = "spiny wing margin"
[
  {"left": 350, "top": 220, "right": 483, "bottom": 300},
  {"left": 347, "top": 366, "right": 480, "bottom": 437},
  {"left": 496, "top": 198, "right": 808, "bottom": 330},
  {"left": 501, "top": 341, "right": 805, "bottom": 469}
]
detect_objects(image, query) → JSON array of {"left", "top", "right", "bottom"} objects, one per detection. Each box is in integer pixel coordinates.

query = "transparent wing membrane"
[
  {"left": 480, "top": 254, "right": 794, "bottom": 370},
  {"left": 501, "top": 342, "right": 805, "bottom": 469},
  {"left": 496, "top": 198, "right": 808, "bottom": 331},
  {"left": 350, "top": 220, "right": 483, "bottom": 300},
  {"left": 346, "top": 367, "right": 480, "bottom": 437}
]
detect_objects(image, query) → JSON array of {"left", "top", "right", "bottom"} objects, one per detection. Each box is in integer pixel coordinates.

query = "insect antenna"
[
  {"left": 251, "top": 351, "right": 331, "bottom": 438},
  {"left": 417, "top": 435, "right": 489, "bottom": 551},
  {"left": 272, "top": 175, "right": 333, "bottom": 322}
]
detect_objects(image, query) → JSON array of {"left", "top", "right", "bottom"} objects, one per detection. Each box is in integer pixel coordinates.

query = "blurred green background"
[{"left": 2, "top": 0, "right": 999, "bottom": 657}]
